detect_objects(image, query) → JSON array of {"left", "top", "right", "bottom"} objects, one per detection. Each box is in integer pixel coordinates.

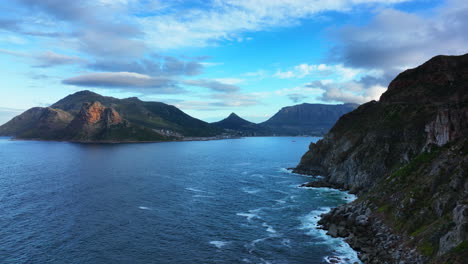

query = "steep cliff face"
[
  {"left": 63, "top": 101, "right": 165, "bottom": 142},
  {"left": 294, "top": 54, "right": 468, "bottom": 263},
  {"left": 294, "top": 54, "right": 468, "bottom": 192}
]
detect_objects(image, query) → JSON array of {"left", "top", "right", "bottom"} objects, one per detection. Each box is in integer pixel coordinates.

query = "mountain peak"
[
  {"left": 228, "top": 112, "right": 239, "bottom": 118},
  {"left": 380, "top": 53, "right": 468, "bottom": 103}
]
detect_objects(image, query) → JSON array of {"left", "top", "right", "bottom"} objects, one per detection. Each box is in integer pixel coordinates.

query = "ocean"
[{"left": 0, "top": 136, "right": 360, "bottom": 264}]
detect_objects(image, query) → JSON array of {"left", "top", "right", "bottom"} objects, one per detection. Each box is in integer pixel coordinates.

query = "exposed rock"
[
  {"left": 295, "top": 54, "right": 468, "bottom": 264},
  {"left": 0, "top": 90, "right": 225, "bottom": 142}
]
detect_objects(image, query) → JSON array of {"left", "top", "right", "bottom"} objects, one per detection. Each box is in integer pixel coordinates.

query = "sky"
[{"left": 0, "top": 0, "right": 467, "bottom": 124}]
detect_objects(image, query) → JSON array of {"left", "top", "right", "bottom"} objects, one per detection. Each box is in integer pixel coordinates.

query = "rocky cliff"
[{"left": 294, "top": 54, "right": 468, "bottom": 263}]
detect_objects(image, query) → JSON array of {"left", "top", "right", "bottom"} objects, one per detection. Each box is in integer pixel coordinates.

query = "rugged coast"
[{"left": 294, "top": 54, "right": 468, "bottom": 263}]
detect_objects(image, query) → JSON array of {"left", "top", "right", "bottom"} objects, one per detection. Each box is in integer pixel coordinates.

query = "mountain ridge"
[
  {"left": 294, "top": 53, "right": 468, "bottom": 263},
  {"left": 0, "top": 91, "right": 223, "bottom": 142}
]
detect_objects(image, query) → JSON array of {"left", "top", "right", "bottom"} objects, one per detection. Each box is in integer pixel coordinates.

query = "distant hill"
[
  {"left": 211, "top": 113, "right": 267, "bottom": 136},
  {"left": 211, "top": 104, "right": 358, "bottom": 136},
  {"left": 260, "top": 103, "right": 358, "bottom": 135},
  {"left": 0, "top": 90, "right": 223, "bottom": 142}
]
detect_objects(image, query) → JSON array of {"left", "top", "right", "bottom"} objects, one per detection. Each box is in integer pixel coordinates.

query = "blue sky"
[{"left": 0, "top": 0, "right": 467, "bottom": 124}]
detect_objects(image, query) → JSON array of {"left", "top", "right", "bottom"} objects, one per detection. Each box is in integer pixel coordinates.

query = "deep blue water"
[{"left": 0, "top": 137, "right": 359, "bottom": 264}]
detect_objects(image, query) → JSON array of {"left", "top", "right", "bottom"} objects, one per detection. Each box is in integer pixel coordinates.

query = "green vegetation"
[
  {"left": 452, "top": 241, "right": 468, "bottom": 253},
  {"left": 419, "top": 241, "right": 435, "bottom": 256}
]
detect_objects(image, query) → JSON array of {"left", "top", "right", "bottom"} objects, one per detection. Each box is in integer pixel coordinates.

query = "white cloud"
[
  {"left": 36, "top": 51, "right": 85, "bottom": 67},
  {"left": 308, "top": 80, "right": 387, "bottom": 104},
  {"left": 62, "top": 72, "right": 184, "bottom": 93},
  {"left": 334, "top": 0, "right": 468, "bottom": 73},
  {"left": 139, "top": 0, "right": 411, "bottom": 49},
  {"left": 183, "top": 79, "right": 240, "bottom": 92},
  {"left": 273, "top": 63, "right": 375, "bottom": 80}
]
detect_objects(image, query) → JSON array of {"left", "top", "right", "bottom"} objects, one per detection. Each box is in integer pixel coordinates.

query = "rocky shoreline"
[
  {"left": 296, "top": 177, "right": 425, "bottom": 263},
  {"left": 317, "top": 197, "right": 425, "bottom": 264}
]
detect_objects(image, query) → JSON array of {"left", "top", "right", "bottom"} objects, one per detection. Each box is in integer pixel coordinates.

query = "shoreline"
[
  {"left": 3, "top": 135, "right": 320, "bottom": 144},
  {"left": 292, "top": 169, "right": 425, "bottom": 264}
]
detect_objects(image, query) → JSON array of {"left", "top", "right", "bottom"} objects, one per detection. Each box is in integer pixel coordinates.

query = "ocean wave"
[
  {"left": 242, "top": 187, "right": 261, "bottom": 194},
  {"left": 193, "top": 194, "right": 213, "bottom": 198},
  {"left": 138, "top": 206, "right": 150, "bottom": 210},
  {"left": 236, "top": 209, "right": 261, "bottom": 221},
  {"left": 185, "top": 187, "right": 207, "bottom": 193},
  {"left": 262, "top": 222, "right": 277, "bottom": 234},
  {"left": 299, "top": 208, "right": 361, "bottom": 264},
  {"left": 281, "top": 238, "right": 291, "bottom": 248},
  {"left": 209, "top": 240, "right": 229, "bottom": 249}
]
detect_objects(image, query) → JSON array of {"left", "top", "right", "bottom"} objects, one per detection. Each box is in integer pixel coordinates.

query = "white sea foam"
[
  {"left": 262, "top": 222, "right": 277, "bottom": 234},
  {"left": 275, "top": 199, "right": 286, "bottom": 204},
  {"left": 138, "top": 206, "right": 150, "bottom": 210},
  {"left": 242, "top": 187, "right": 260, "bottom": 194},
  {"left": 185, "top": 187, "right": 205, "bottom": 193},
  {"left": 193, "top": 194, "right": 213, "bottom": 198},
  {"left": 236, "top": 209, "right": 261, "bottom": 221},
  {"left": 251, "top": 173, "right": 264, "bottom": 178},
  {"left": 281, "top": 238, "right": 291, "bottom": 248},
  {"left": 299, "top": 208, "right": 362, "bottom": 264},
  {"left": 209, "top": 240, "right": 229, "bottom": 249},
  {"left": 279, "top": 168, "right": 293, "bottom": 174}
]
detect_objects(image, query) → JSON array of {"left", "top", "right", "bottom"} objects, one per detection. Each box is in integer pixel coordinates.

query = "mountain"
[
  {"left": 0, "top": 90, "right": 224, "bottom": 142},
  {"left": 294, "top": 54, "right": 468, "bottom": 263},
  {"left": 211, "top": 113, "right": 267, "bottom": 136},
  {"left": 260, "top": 103, "right": 358, "bottom": 135}
]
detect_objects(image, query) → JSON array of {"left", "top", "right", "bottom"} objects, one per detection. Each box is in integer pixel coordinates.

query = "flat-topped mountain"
[
  {"left": 212, "top": 104, "right": 358, "bottom": 136},
  {"left": 294, "top": 54, "right": 468, "bottom": 263},
  {"left": 0, "top": 90, "right": 223, "bottom": 142},
  {"left": 260, "top": 103, "right": 358, "bottom": 135}
]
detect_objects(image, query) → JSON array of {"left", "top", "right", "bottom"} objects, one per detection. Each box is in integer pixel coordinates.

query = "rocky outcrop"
[
  {"left": 294, "top": 54, "right": 468, "bottom": 263},
  {"left": 425, "top": 108, "right": 467, "bottom": 147},
  {"left": 64, "top": 101, "right": 126, "bottom": 140}
]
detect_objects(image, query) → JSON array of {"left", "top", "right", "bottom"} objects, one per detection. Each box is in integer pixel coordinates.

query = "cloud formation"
[
  {"left": 62, "top": 72, "right": 184, "bottom": 94},
  {"left": 183, "top": 79, "right": 240, "bottom": 93},
  {"left": 307, "top": 80, "right": 386, "bottom": 104},
  {"left": 88, "top": 56, "right": 204, "bottom": 76},
  {"left": 332, "top": 0, "right": 468, "bottom": 74},
  {"left": 15, "top": 0, "right": 146, "bottom": 58},
  {"left": 36, "top": 51, "right": 85, "bottom": 67},
  {"left": 139, "top": 0, "right": 410, "bottom": 49},
  {"left": 287, "top": 93, "right": 308, "bottom": 103}
]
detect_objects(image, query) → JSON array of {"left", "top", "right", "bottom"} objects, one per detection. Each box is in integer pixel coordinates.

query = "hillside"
[
  {"left": 294, "top": 54, "right": 468, "bottom": 263},
  {"left": 260, "top": 103, "right": 358, "bottom": 135},
  {"left": 0, "top": 91, "right": 224, "bottom": 142},
  {"left": 211, "top": 113, "right": 268, "bottom": 136}
]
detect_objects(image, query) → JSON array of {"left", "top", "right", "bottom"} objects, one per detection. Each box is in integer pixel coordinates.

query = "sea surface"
[{"left": 0, "top": 136, "right": 360, "bottom": 264}]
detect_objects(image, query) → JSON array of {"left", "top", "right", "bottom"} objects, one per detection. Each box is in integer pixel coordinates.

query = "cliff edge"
[{"left": 294, "top": 54, "right": 468, "bottom": 263}]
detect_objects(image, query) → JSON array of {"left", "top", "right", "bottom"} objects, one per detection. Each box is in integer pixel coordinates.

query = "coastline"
[
  {"left": 292, "top": 168, "right": 425, "bottom": 264},
  {"left": 5, "top": 135, "right": 242, "bottom": 144},
  {"left": 4, "top": 135, "right": 320, "bottom": 144}
]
